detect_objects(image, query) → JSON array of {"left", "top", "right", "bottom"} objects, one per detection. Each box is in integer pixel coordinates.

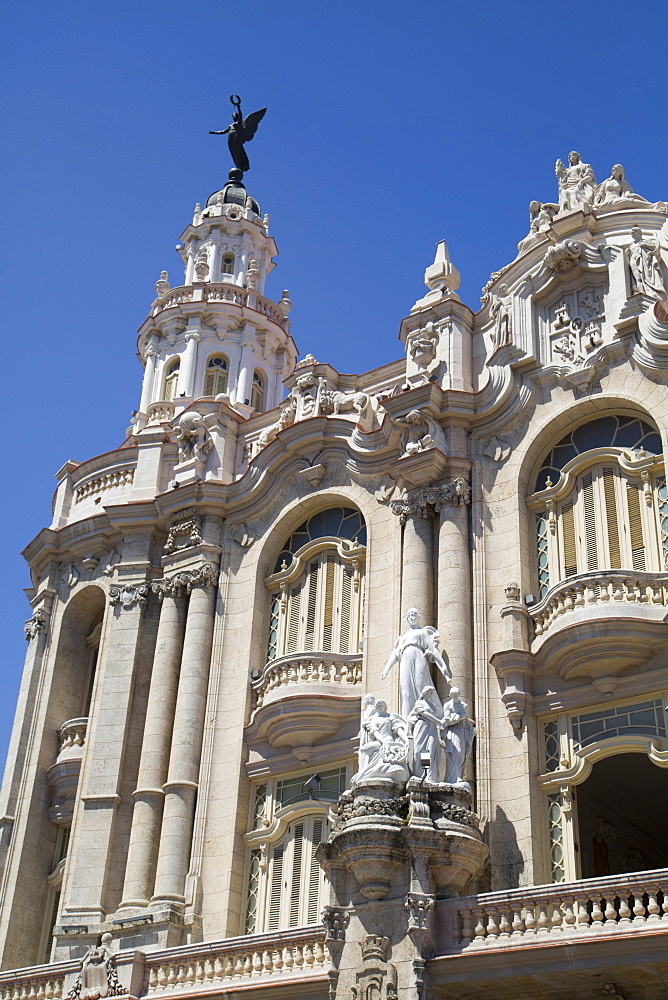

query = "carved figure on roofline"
[
  {"left": 351, "top": 698, "right": 409, "bottom": 788},
  {"left": 594, "top": 164, "right": 650, "bottom": 209},
  {"left": 407, "top": 322, "right": 439, "bottom": 368},
  {"left": 517, "top": 201, "right": 558, "bottom": 253},
  {"left": 175, "top": 411, "right": 214, "bottom": 466},
  {"left": 441, "top": 687, "right": 475, "bottom": 786},
  {"left": 381, "top": 608, "right": 451, "bottom": 719},
  {"left": 394, "top": 409, "right": 446, "bottom": 458},
  {"left": 628, "top": 227, "right": 667, "bottom": 302},
  {"left": 555, "top": 151, "right": 596, "bottom": 213},
  {"left": 490, "top": 283, "right": 513, "bottom": 349},
  {"left": 254, "top": 400, "right": 296, "bottom": 455},
  {"left": 66, "top": 932, "right": 127, "bottom": 1000}
]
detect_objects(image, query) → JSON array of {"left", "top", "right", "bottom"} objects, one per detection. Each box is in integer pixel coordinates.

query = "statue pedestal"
[{"left": 319, "top": 782, "right": 488, "bottom": 1000}]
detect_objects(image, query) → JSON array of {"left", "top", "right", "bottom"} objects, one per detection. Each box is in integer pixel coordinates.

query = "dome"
[{"left": 206, "top": 168, "right": 260, "bottom": 215}]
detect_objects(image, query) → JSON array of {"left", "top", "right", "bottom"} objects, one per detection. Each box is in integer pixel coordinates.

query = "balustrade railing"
[
  {"left": 74, "top": 468, "right": 135, "bottom": 504},
  {"left": 0, "top": 964, "right": 71, "bottom": 999},
  {"left": 58, "top": 718, "right": 88, "bottom": 754},
  {"left": 144, "top": 926, "right": 328, "bottom": 995},
  {"left": 440, "top": 869, "right": 668, "bottom": 951},
  {"left": 252, "top": 653, "right": 363, "bottom": 709},
  {"left": 154, "top": 284, "right": 287, "bottom": 329},
  {"left": 146, "top": 401, "right": 175, "bottom": 424},
  {"left": 530, "top": 570, "right": 668, "bottom": 637}
]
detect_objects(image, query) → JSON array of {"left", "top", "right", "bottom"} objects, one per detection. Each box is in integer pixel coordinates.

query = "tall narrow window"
[
  {"left": 266, "top": 816, "right": 327, "bottom": 930},
  {"left": 204, "top": 355, "right": 229, "bottom": 397},
  {"left": 221, "top": 252, "right": 234, "bottom": 276},
  {"left": 163, "top": 358, "right": 180, "bottom": 401},
  {"left": 251, "top": 369, "right": 265, "bottom": 412}
]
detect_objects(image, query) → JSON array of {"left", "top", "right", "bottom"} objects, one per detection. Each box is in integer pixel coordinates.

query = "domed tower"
[{"left": 134, "top": 167, "right": 296, "bottom": 427}]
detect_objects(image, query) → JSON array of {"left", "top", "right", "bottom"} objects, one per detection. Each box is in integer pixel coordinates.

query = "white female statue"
[
  {"left": 441, "top": 687, "right": 476, "bottom": 785},
  {"left": 381, "top": 608, "right": 451, "bottom": 719},
  {"left": 407, "top": 684, "right": 446, "bottom": 783},
  {"left": 628, "top": 227, "right": 667, "bottom": 302},
  {"left": 351, "top": 698, "right": 409, "bottom": 788}
]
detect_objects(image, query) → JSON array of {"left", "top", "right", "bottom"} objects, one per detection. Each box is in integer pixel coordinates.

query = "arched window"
[
  {"left": 528, "top": 415, "right": 666, "bottom": 599},
  {"left": 204, "top": 354, "right": 229, "bottom": 397},
  {"left": 265, "top": 507, "right": 366, "bottom": 662},
  {"left": 163, "top": 358, "right": 180, "bottom": 402},
  {"left": 221, "top": 252, "right": 234, "bottom": 276},
  {"left": 244, "top": 766, "right": 348, "bottom": 934},
  {"left": 251, "top": 369, "right": 265, "bottom": 412}
]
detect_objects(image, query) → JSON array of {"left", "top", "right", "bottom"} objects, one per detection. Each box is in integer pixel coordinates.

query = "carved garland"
[
  {"left": 164, "top": 507, "right": 203, "bottom": 554},
  {"left": 109, "top": 582, "right": 150, "bottom": 608},
  {"left": 153, "top": 563, "right": 218, "bottom": 599},
  {"left": 390, "top": 478, "right": 471, "bottom": 522}
]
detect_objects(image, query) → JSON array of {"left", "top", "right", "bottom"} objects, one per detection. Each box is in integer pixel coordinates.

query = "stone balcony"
[
  {"left": 151, "top": 283, "right": 288, "bottom": 330},
  {"left": 246, "top": 652, "right": 362, "bottom": 750},
  {"left": 46, "top": 718, "right": 88, "bottom": 824},
  {"left": 528, "top": 570, "right": 668, "bottom": 680},
  {"left": 430, "top": 867, "right": 668, "bottom": 997}
]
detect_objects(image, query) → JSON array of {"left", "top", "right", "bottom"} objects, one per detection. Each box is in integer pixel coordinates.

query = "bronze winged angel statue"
[{"left": 209, "top": 95, "right": 267, "bottom": 173}]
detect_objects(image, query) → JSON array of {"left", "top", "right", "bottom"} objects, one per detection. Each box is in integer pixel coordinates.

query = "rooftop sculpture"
[{"left": 209, "top": 94, "right": 267, "bottom": 174}]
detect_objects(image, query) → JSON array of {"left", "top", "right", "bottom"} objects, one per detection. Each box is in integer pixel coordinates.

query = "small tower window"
[
  {"left": 163, "top": 358, "right": 180, "bottom": 401},
  {"left": 251, "top": 369, "right": 265, "bottom": 412},
  {"left": 221, "top": 253, "right": 235, "bottom": 276},
  {"left": 204, "top": 354, "right": 229, "bottom": 397}
]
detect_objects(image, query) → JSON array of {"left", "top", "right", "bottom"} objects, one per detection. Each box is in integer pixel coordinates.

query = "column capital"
[
  {"left": 153, "top": 561, "right": 217, "bottom": 599},
  {"left": 390, "top": 477, "right": 471, "bottom": 522},
  {"left": 108, "top": 581, "right": 151, "bottom": 608}
]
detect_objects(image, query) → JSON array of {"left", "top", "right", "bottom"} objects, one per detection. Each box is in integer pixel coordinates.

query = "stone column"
[
  {"left": 236, "top": 340, "right": 252, "bottom": 406},
  {"left": 437, "top": 478, "right": 473, "bottom": 706},
  {"left": 138, "top": 345, "right": 159, "bottom": 415},
  {"left": 179, "top": 329, "right": 200, "bottom": 398},
  {"left": 152, "top": 568, "right": 217, "bottom": 904},
  {"left": 119, "top": 593, "right": 188, "bottom": 908},
  {"left": 400, "top": 514, "right": 434, "bottom": 626}
]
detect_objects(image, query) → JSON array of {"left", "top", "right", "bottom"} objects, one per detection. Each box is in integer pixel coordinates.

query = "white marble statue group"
[{"left": 352, "top": 609, "right": 475, "bottom": 790}]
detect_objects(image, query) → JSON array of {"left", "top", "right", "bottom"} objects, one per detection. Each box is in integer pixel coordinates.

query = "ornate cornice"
[{"left": 390, "top": 478, "right": 471, "bottom": 522}]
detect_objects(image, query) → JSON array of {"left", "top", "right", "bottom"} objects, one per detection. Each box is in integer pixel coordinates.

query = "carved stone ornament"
[
  {"left": 155, "top": 270, "right": 170, "bottom": 298},
  {"left": 395, "top": 409, "right": 446, "bottom": 458},
  {"left": 322, "top": 906, "right": 350, "bottom": 942},
  {"left": 175, "top": 411, "right": 214, "bottom": 466},
  {"left": 545, "top": 239, "right": 583, "bottom": 272},
  {"left": 407, "top": 322, "right": 439, "bottom": 368},
  {"left": 65, "top": 932, "right": 127, "bottom": 999},
  {"left": 109, "top": 582, "right": 150, "bottom": 609},
  {"left": 405, "top": 892, "right": 434, "bottom": 933},
  {"left": 555, "top": 151, "right": 596, "bottom": 213},
  {"left": 504, "top": 581, "right": 521, "bottom": 602},
  {"left": 153, "top": 563, "right": 217, "bottom": 599},
  {"left": 164, "top": 507, "right": 202, "bottom": 554},
  {"left": 390, "top": 478, "right": 471, "bottom": 522},
  {"left": 294, "top": 353, "right": 318, "bottom": 369},
  {"left": 24, "top": 607, "right": 48, "bottom": 641},
  {"left": 332, "top": 790, "right": 409, "bottom": 832},
  {"left": 350, "top": 936, "right": 398, "bottom": 1000}
]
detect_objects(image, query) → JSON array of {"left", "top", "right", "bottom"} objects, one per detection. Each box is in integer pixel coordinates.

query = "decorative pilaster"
[
  {"left": 436, "top": 477, "right": 472, "bottom": 705},
  {"left": 152, "top": 565, "right": 218, "bottom": 904},
  {"left": 179, "top": 327, "right": 201, "bottom": 398},
  {"left": 138, "top": 344, "right": 159, "bottom": 415}
]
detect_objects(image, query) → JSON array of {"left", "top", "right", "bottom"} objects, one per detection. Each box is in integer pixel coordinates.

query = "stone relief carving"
[
  {"left": 109, "top": 582, "right": 150, "bottom": 609},
  {"left": 320, "top": 387, "right": 371, "bottom": 419},
  {"left": 394, "top": 409, "right": 446, "bottom": 458},
  {"left": 555, "top": 151, "right": 596, "bottom": 213},
  {"left": 193, "top": 250, "right": 209, "bottom": 281},
  {"left": 389, "top": 479, "right": 471, "bottom": 521},
  {"left": 628, "top": 227, "right": 667, "bottom": 302},
  {"left": 24, "top": 607, "right": 48, "bottom": 641},
  {"left": 404, "top": 892, "right": 434, "bottom": 934},
  {"left": 164, "top": 507, "right": 202, "bottom": 554},
  {"left": 351, "top": 936, "right": 397, "bottom": 1000},
  {"left": 153, "top": 563, "right": 217, "bottom": 599},
  {"left": 175, "top": 411, "right": 214, "bottom": 468},
  {"left": 545, "top": 238, "right": 583, "bottom": 272},
  {"left": 548, "top": 287, "right": 606, "bottom": 372},
  {"left": 406, "top": 322, "right": 439, "bottom": 368},
  {"left": 253, "top": 400, "right": 296, "bottom": 455},
  {"left": 65, "top": 933, "right": 127, "bottom": 999},
  {"left": 381, "top": 609, "right": 451, "bottom": 721},
  {"left": 155, "top": 270, "right": 170, "bottom": 298},
  {"left": 490, "top": 283, "right": 513, "bottom": 349}
]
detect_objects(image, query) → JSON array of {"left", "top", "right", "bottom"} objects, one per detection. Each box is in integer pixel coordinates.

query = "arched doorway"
[{"left": 576, "top": 753, "right": 668, "bottom": 877}]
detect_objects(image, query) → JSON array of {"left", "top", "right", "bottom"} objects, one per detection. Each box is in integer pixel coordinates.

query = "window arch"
[
  {"left": 265, "top": 507, "right": 366, "bottom": 661},
  {"left": 251, "top": 369, "right": 265, "bottom": 412},
  {"left": 204, "top": 354, "right": 229, "bottom": 397},
  {"left": 163, "top": 358, "right": 180, "bottom": 402},
  {"left": 221, "top": 251, "right": 235, "bottom": 276},
  {"left": 528, "top": 414, "right": 666, "bottom": 599}
]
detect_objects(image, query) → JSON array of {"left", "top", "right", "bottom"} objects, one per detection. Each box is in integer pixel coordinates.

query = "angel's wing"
[{"left": 240, "top": 107, "right": 267, "bottom": 142}]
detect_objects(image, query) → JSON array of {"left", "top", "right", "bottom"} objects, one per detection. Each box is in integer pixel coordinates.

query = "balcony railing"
[
  {"left": 438, "top": 868, "right": 668, "bottom": 952},
  {"left": 144, "top": 926, "right": 328, "bottom": 996},
  {"left": 252, "top": 652, "right": 363, "bottom": 709},
  {"left": 0, "top": 962, "right": 73, "bottom": 999},
  {"left": 153, "top": 283, "right": 288, "bottom": 330},
  {"left": 74, "top": 468, "right": 135, "bottom": 504},
  {"left": 57, "top": 718, "right": 88, "bottom": 756},
  {"left": 530, "top": 570, "right": 668, "bottom": 637},
  {"left": 146, "top": 401, "right": 176, "bottom": 425}
]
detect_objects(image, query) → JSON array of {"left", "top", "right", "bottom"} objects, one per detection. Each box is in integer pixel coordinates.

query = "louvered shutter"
[
  {"left": 307, "top": 819, "right": 325, "bottom": 924},
  {"left": 626, "top": 482, "right": 646, "bottom": 570},
  {"left": 268, "top": 843, "right": 284, "bottom": 931},
  {"left": 602, "top": 467, "right": 622, "bottom": 568},
  {"left": 581, "top": 471, "right": 599, "bottom": 571},
  {"left": 289, "top": 822, "right": 305, "bottom": 926},
  {"left": 562, "top": 503, "right": 577, "bottom": 577}
]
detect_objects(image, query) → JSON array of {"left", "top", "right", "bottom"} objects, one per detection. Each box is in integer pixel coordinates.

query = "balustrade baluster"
[
  {"left": 147, "top": 968, "right": 158, "bottom": 990},
  {"left": 617, "top": 889, "right": 632, "bottom": 925},
  {"left": 590, "top": 896, "right": 604, "bottom": 927},
  {"left": 486, "top": 905, "right": 499, "bottom": 939},
  {"left": 562, "top": 895, "right": 576, "bottom": 931},
  {"left": 638, "top": 580, "right": 648, "bottom": 603},
  {"left": 603, "top": 895, "right": 617, "bottom": 923},
  {"left": 600, "top": 578, "right": 611, "bottom": 601},
  {"left": 472, "top": 906, "right": 486, "bottom": 940},
  {"left": 166, "top": 963, "right": 176, "bottom": 986},
  {"left": 213, "top": 955, "right": 225, "bottom": 979},
  {"left": 536, "top": 901, "right": 550, "bottom": 933},
  {"left": 234, "top": 954, "right": 244, "bottom": 976},
  {"left": 261, "top": 949, "right": 271, "bottom": 972},
  {"left": 550, "top": 897, "right": 564, "bottom": 933},
  {"left": 524, "top": 901, "right": 536, "bottom": 934},
  {"left": 586, "top": 582, "right": 597, "bottom": 604},
  {"left": 497, "top": 905, "right": 511, "bottom": 938},
  {"left": 563, "top": 590, "right": 574, "bottom": 613},
  {"left": 646, "top": 888, "right": 661, "bottom": 921},
  {"left": 273, "top": 947, "right": 284, "bottom": 971},
  {"left": 511, "top": 904, "right": 526, "bottom": 935},
  {"left": 611, "top": 578, "right": 624, "bottom": 601},
  {"left": 574, "top": 584, "right": 585, "bottom": 608},
  {"left": 284, "top": 945, "right": 295, "bottom": 970},
  {"left": 633, "top": 889, "right": 647, "bottom": 922},
  {"left": 534, "top": 616, "right": 544, "bottom": 637},
  {"left": 304, "top": 942, "right": 315, "bottom": 966},
  {"left": 294, "top": 944, "right": 304, "bottom": 968},
  {"left": 574, "top": 894, "right": 590, "bottom": 930},
  {"left": 625, "top": 579, "right": 637, "bottom": 602},
  {"left": 315, "top": 939, "right": 326, "bottom": 965}
]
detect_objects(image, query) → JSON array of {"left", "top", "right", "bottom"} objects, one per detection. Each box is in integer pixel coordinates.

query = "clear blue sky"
[{"left": 1, "top": 0, "right": 666, "bottom": 770}]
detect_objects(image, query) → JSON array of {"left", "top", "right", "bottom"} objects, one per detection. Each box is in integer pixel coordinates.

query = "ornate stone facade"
[{"left": 1, "top": 153, "right": 668, "bottom": 1000}]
